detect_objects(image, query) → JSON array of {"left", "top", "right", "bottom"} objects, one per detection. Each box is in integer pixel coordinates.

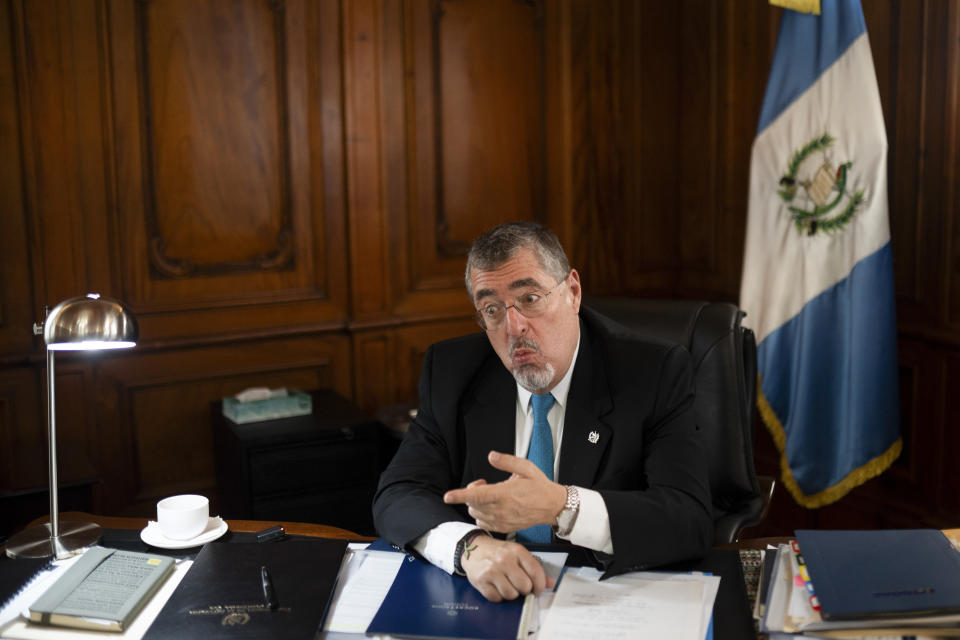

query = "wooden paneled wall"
[{"left": 1, "top": 0, "right": 958, "bottom": 536}]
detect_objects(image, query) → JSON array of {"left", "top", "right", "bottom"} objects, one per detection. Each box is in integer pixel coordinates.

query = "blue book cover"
[
  {"left": 366, "top": 555, "right": 527, "bottom": 640},
  {"left": 795, "top": 529, "right": 960, "bottom": 620},
  {"left": 365, "top": 537, "right": 402, "bottom": 553}
]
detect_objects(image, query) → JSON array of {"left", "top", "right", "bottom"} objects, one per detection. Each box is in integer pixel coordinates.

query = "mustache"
[{"left": 509, "top": 337, "right": 541, "bottom": 357}]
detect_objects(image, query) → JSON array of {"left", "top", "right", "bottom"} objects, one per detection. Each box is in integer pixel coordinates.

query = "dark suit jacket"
[{"left": 372, "top": 306, "right": 713, "bottom": 576}]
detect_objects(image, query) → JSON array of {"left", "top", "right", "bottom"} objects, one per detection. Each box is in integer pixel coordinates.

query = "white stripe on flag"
[{"left": 740, "top": 33, "right": 890, "bottom": 345}]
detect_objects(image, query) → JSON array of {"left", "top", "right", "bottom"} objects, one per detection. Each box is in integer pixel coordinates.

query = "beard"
[{"left": 509, "top": 337, "right": 556, "bottom": 393}]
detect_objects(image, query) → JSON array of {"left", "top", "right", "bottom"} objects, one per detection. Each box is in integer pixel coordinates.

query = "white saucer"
[{"left": 140, "top": 516, "right": 228, "bottom": 549}]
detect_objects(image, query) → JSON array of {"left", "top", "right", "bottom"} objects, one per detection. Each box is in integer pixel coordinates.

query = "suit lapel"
[
  {"left": 558, "top": 319, "right": 613, "bottom": 488},
  {"left": 463, "top": 358, "right": 516, "bottom": 483}
]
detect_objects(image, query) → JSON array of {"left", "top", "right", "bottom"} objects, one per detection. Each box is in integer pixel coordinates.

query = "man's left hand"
[{"left": 443, "top": 451, "right": 567, "bottom": 532}]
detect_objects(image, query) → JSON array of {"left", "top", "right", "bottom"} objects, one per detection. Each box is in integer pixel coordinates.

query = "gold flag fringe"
[{"left": 756, "top": 374, "right": 902, "bottom": 508}]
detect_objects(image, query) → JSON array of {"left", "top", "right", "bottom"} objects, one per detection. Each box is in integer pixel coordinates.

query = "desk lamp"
[{"left": 5, "top": 294, "right": 138, "bottom": 559}]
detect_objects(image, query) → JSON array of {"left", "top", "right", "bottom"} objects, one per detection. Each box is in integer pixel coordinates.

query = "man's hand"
[
  {"left": 443, "top": 451, "right": 567, "bottom": 532},
  {"left": 460, "top": 535, "right": 553, "bottom": 602}
]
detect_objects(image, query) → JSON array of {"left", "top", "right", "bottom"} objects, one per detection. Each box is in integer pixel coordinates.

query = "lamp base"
[{"left": 4, "top": 520, "right": 102, "bottom": 559}]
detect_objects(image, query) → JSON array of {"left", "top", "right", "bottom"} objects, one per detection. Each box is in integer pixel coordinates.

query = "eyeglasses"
[{"left": 474, "top": 275, "right": 568, "bottom": 331}]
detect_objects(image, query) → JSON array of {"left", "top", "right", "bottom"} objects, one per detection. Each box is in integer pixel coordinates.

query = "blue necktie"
[{"left": 517, "top": 393, "right": 555, "bottom": 543}]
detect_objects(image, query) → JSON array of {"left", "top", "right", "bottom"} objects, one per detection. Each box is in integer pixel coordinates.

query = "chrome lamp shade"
[
  {"left": 5, "top": 294, "right": 138, "bottom": 559},
  {"left": 43, "top": 294, "right": 138, "bottom": 350}
]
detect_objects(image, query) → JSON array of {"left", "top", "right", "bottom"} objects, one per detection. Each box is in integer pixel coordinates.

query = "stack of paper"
[
  {"left": 538, "top": 567, "right": 719, "bottom": 640},
  {"left": 325, "top": 542, "right": 718, "bottom": 640},
  {"left": 757, "top": 529, "right": 960, "bottom": 639}
]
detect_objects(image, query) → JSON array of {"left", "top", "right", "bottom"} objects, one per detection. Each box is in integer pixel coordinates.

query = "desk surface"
[
  {"left": 26, "top": 514, "right": 959, "bottom": 549},
  {"left": 11, "top": 515, "right": 954, "bottom": 640},
  {"left": 20, "top": 512, "right": 374, "bottom": 542},
  {"left": 2, "top": 513, "right": 761, "bottom": 640}
]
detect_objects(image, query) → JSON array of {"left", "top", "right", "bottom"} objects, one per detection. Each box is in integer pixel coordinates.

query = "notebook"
[
  {"left": 143, "top": 539, "right": 347, "bottom": 639},
  {"left": 366, "top": 555, "right": 530, "bottom": 640},
  {"left": 795, "top": 528, "right": 960, "bottom": 621},
  {"left": 28, "top": 547, "right": 175, "bottom": 631}
]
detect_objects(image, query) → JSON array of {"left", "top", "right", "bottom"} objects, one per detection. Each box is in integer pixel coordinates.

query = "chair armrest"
[{"left": 716, "top": 476, "right": 776, "bottom": 544}]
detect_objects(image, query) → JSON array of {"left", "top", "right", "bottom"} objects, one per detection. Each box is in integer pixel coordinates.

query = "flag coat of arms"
[{"left": 739, "top": 0, "right": 901, "bottom": 508}]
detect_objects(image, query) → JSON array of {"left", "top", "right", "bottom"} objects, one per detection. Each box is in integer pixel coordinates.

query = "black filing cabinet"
[{"left": 212, "top": 389, "right": 381, "bottom": 536}]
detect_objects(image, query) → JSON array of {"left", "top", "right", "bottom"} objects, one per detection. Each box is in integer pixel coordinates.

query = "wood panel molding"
[
  {"left": 940, "top": 351, "right": 960, "bottom": 515},
  {"left": 428, "top": 0, "right": 546, "bottom": 259},
  {"left": 137, "top": 0, "right": 296, "bottom": 279},
  {"left": 11, "top": 0, "right": 117, "bottom": 311},
  {"left": 352, "top": 332, "right": 393, "bottom": 412},
  {"left": 0, "top": 367, "right": 41, "bottom": 493},
  {"left": 93, "top": 334, "right": 352, "bottom": 511},
  {"left": 392, "top": 318, "right": 477, "bottom": 404},
  {"left": 886, "top": 1, "right": 932, "bottom": 312},
  {"left": 0, "top": 0, "right": 33, "bottom": 353},
  {"left": 0, "top": 363, "right": 98, "bottom": 498},
  {"left": 342, "top": 0, "right": 391, "bottom": 320},
  {"left": 109, "top": 0, "right": 348, "bottom": 323},
  {"left": 352, "top": 318, "right": 476, "bottom": 412},
  {"left": 945, "top": 0, "right": 960, "bottom": 329},
  {"left": 569, "top": 0, "right": 769, "bottom": 302},
  {"left": 379, "top": 0, "right": 555, "bottom": 321}
]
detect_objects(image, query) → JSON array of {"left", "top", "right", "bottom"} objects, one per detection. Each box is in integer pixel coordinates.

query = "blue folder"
[
  {"left": 366, "top": 555, "right": 526, "bottom": 640},
  {"left": 795, "top": 529, "right": 960, "bottom": 620}
]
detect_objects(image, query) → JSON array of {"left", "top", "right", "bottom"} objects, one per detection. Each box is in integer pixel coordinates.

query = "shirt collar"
[{"left": 516, "top": 332, "right": 581, "bottom": 412}]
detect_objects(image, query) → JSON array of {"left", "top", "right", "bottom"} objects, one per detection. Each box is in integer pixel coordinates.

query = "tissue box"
[{"left": 222, "top": 390, "right": 313, "bottom": 424}]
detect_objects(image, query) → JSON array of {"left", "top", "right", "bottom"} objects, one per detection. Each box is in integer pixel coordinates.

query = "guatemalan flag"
[{"left": 739, "top": 0, "right": 901, "bottom": 508}]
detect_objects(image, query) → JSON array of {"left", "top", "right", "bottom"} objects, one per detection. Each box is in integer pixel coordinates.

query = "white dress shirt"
[{"left": 412, "top": 335, "right": 614, "bottom": 574}]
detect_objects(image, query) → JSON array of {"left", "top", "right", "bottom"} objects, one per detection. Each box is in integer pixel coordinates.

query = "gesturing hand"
[
  {"left": 460, "top": 535, "right": 553, "bottom": 602},
  {"left": 443, "top": 451, "right": 567, "bottom": 533}
]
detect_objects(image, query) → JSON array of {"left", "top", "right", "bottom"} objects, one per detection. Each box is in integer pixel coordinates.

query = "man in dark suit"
[{"left": 373, "top": 222, "right": 712, "bottom": 602}]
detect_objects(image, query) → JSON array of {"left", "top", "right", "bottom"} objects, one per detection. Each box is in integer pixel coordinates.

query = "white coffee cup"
[{"left": 157, "top": 494, "right": 209, "bottom": 540}]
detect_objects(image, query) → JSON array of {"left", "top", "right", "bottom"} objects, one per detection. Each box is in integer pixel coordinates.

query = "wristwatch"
[
  {"left": 555, "top": 485, "right": 580, "bottom": 537},
  {"left": 453, "top": 529, "right": 487, "bottom": 576}
]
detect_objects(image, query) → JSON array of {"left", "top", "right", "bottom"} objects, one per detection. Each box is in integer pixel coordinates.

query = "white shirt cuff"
[
  {"left": 556, "top": 487, "right": 613, "bottom": 555},
  {"left": 411, "top": 521, "right": 480, "bottom": 574}
]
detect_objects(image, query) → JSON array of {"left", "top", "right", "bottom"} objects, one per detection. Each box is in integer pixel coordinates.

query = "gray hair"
[{"left": 464, "top": 221, "right": 570, "bottom": 302}]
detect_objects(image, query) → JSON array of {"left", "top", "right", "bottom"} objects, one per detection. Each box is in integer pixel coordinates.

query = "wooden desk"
[
  {"left": 3, "top": 513, "right": 756, "bottom": 640},
  {"left": 4, "top": 517, "right": 957, "bottom": 640},
  {"left": 18, "top": 511, "right": 374, "bottom": 542},
  {"left": 27, "top": 514, "right": 957, "bottom": 550}
]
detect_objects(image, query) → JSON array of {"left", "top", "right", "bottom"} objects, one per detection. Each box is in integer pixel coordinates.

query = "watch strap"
[{"left": 453, "top": 529, "right": 487, "bottom": 576}]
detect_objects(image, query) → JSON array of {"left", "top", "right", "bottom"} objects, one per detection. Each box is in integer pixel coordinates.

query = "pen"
[
  {"left": 261, "top": 566, "right": 278, "bottom": 610},
  {"left": 256, "top": 525, "right": 286, "bottom": 543}
]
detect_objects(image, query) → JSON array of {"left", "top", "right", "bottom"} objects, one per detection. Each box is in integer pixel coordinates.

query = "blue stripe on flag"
[
  {"left": 757, "top": 0, "right": 867, "bottom": 134},
  {"left": 757, "top": 243, "right": 899, "bottom": 496}
]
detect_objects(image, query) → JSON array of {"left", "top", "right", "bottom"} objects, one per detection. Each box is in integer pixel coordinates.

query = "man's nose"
[{"left": 504, "top": 305, "right": 527, "bottom": 335}]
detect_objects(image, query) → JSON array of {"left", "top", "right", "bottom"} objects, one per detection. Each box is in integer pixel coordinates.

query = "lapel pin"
[{"left": 588, "top": 430, "right": 600, "bottom": 444}]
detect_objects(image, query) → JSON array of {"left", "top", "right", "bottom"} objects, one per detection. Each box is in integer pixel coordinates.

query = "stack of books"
[{"left": 756, "top": 529, "right": 960, "bottom": 638}]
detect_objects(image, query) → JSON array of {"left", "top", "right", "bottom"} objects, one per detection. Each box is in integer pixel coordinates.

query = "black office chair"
[{"left": 585, "top": 297, "right": 774, "bottom": 544}]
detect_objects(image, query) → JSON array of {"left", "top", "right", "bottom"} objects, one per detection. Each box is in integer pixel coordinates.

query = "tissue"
[{"left": 222, "top": 388, "right": 312, "bottom": 424}]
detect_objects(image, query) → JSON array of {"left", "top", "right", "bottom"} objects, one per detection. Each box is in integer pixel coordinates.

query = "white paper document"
[
  {"left": 521, "top": 551, "right": 568, "bottom": 637},
  {"left": 537, "top": 568, "right": 719, "bottom": 640},
  {"left": 323, "top": 549, "right": 406, "bottom": 634}
]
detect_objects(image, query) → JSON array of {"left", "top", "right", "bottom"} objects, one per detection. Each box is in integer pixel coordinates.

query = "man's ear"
[{"left": 567, "top": 269, "right": 582, "bottom": 313}]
